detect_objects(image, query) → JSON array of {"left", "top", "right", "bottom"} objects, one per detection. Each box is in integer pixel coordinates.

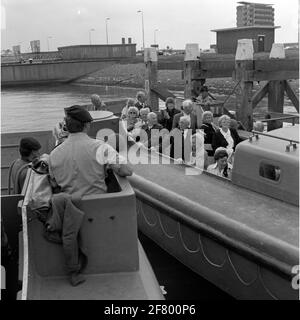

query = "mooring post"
[
  {"left": 235, "top": 39, "right": 254, "bottom": 131},
  {"left": 144, "top": 47, "right": 159, "bottom": 111},
  {"left": 184, "top": 43, "right": 200, "bottom": 99},
  {"left": 267, "top": 43, "right": 286, "bottom": 130}
]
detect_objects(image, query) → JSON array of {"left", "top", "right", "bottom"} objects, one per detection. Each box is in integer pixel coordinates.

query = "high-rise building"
[{"left": 237, "top": 2, "right": 275, "bottom": 27}]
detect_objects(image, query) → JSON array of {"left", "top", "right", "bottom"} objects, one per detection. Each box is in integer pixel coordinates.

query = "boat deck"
[
  {"left": 23, "top": 242, "right": 163, "bottom": 300},
  {"left": 130, "top": 149, "right": 299, "bottom": 248}
]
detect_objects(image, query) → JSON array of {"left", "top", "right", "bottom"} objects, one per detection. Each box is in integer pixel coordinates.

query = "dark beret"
[
  {"left": 64, "top": 105, "right": 93, "bottom": 123},
  {"left": 20, "top": 137, "right": 41, "bottom": 151}
]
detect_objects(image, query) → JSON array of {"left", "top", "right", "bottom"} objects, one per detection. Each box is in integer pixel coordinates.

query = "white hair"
[
  {"left": 179, "top": 116, "right": 191, "bottom": 125},
  {"left": 182, "top": 99, "right": 193, "bottom": 109},
  {"left": 218, "top": 115, "right": 231, "bottom": 127}
]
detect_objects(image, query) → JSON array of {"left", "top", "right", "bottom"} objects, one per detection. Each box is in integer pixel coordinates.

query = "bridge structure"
[{"left": 144, "top": 41, "right": 299, "bottom": 131}]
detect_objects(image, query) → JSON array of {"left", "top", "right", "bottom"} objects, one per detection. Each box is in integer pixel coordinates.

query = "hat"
[{"left": 64, "top": 105, "right": 93, "bottom": 123}]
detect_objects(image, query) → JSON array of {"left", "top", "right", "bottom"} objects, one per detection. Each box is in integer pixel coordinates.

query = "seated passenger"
[
  {"left": 200, "top": 111, "right": 217, "bottom": 157},
  {"left": 121, "top": 98, "right": 136, "bottom": 120},
  {"left": 49, "top": 105, "right": 132, "bottom": 197},
  {"left": 53, "top": 118, "right": 69, "bottom": 146},
  {"left": 212, "top": 115, "right": 241, "bottom": 160},
  {"left": 49, "top": 106, "right": 132, "bottom": 286},
  {"left": 123, "top": 106, "right": 140, "bottom": 132},
  {"left": 10, "top": 137, "right": 41, "bottom": 194},
  {"left": 186, "top": 132, "right": 208, "bottom": 171},
  {"left": 253, "top": 121, "right": 265, "bottom": 133},
  {"left": 207, "top": 148, "right": 232, "bottom": 179},
  {"left": 142, "top": 112, "right": 164, "bottom": 150},
  {"left": 135, "top": 91, "right": 150, "bottom": 110},
  {"left": 168, "top": 116, "right": 195, "bottom": 161},
  {"left": 172, "top": 99, "right": 198, "bottom": 130},
  {"left": 138, "top": 107, "right": 151, "bottom": 127},
  {"left": 157, "top": 97, "right": 181, "bottom": 131},
  {"left": 89, "top": 94, "right": 107, "bottom": 111}
]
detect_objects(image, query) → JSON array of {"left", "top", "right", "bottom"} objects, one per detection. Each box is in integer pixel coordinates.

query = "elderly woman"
[
  {"left": 158, "top": 97, "right": 181, "bottom": 131},
  {"left": 200, "top": 111, "right": 217, "bottom": 157},
  {"left": 207, "top": 148, "right": 232, "bottom": 179},
  {"left": 89, "top": 94, "right": 107, "bottom": 111},
  {"left": 186, "top": 132, "right": 208, "bottom": 171},
  {"left": 123, "top": 106, "right": 139, "bottom": 132},
  {"left": 137, "top": 107, "right": 150, "bottom": 127},
  {"left": 121, "top": 98, "right": 136, "bottom": 120},
  {"left": 135, "top": 91, "right": 150, "bottom": 110},
  {"left": 212, "top": 115, "right": 241, "bottom": 158}
]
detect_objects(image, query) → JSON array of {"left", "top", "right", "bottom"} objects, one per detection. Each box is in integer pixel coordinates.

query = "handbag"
[{"left": 25, "top": 158, "right": 53, "bottom": 211}]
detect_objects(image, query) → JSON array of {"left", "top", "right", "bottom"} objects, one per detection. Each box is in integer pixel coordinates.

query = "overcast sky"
[{"left": 1, "top": 0, "right": 298, "bottom": 52}]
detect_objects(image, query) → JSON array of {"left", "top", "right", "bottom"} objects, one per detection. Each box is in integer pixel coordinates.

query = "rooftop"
[
  {"left": 211, "top": 25, "right": 280, "bottom": 32},
  {"left": 238, "top": 1, "right": 274, "bottom": 6}
]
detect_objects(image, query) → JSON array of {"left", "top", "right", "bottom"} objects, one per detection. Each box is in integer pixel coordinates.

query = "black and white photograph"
[{"left": 0, "top": 0, "right": 299, "bottom": 304}]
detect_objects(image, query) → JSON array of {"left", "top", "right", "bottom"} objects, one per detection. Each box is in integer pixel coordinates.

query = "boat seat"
[{"left": 25, "top": 173, "right": 138, "bottom": 278}]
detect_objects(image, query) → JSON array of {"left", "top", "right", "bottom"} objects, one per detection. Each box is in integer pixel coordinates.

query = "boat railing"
[
  {"left": 261, "top": 115, "right": 299, "bottom": 126},
  {"left": 250, "top": 130, "right": 299, "bottom": 152}
]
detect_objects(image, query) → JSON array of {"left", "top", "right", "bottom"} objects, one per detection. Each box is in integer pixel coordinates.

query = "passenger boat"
[{"left": 1, "top": 108, "right": 299, "bottom": 300}]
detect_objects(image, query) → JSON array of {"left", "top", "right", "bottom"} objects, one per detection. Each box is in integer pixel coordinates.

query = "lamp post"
[
  {"left": 154, "top": 29, "right": 159, "bottom": 46},
  {"left": 105, "top": 18, "right": 110, "bottom": 45},
  {"left": 89, "top": 28, "right": 95, "bottom": 45},
  {"left": 47, "top": 36, "right": 52, "bottom": 51},
  {"left": 137, "top": 10, "right": 145, "bottom": 50}
]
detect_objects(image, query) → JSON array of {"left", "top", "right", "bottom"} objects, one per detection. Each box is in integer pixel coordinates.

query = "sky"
[{"left": 0, "top": 0, "right": 299, "bottom": 52}]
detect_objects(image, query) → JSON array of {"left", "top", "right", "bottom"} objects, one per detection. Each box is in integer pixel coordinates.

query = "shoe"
[{"left": 69, "top": 272, "right": 86, "bottom": 287}]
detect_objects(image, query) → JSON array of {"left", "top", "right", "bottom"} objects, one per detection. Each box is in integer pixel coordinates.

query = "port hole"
[{"left": 259, "top": 163, "right": 280, "bottom": 181}]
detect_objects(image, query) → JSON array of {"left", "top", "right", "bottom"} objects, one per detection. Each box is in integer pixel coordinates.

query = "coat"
[
  {"left": 44, "top": 193, "right": 87, "bottom": 274},
  {"left": 211, "top": 128, "right": 241, "bottom": 153}
]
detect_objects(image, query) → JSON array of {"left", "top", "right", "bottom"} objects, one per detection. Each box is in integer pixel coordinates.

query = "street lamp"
[
  {"left": 105, "top": 18, "right": 110, "bottom": 45},
  {"left": 89, "top": 28, "right": 95, "bottom": 45},
  {"left": 47, "top": 36, "right": 52, "bottom": 51},
  {"left": 137, "top": 10, "right": 145, "bottom": 50},
  {"left": 154, "top": 29, "right": 159, "bottom": 46}
]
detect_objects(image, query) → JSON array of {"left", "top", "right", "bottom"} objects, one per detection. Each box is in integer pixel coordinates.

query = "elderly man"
[
  {"left": 90, "top": 94, "right": 107, "bottom": 111},
  {"left": 172, "top": 99, "right": 198, "bottom": 130},
  {"left": 141, "top": 112, "right": 164, "bottom": 149},
  {"left": 253, "top": 121, "right": 265, "bottom": 132},
  {"left": 49, "top": 105, "right": 132, "bottom": 197},
  {"left": 169, "top": 116, "right": 195, "bottom": 161},
  {"left": 49, "top": 106, "right": 132, "bottom": 286}
]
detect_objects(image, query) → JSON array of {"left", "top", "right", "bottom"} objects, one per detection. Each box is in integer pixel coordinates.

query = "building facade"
[
  {"left": 212, "top": 26, "right": 279, "bottom": 54},
  {"left": 237, "top": 2, "right": 274, "bottom": 27}
]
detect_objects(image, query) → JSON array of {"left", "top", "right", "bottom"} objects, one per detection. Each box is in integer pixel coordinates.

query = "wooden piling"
[
  {"left": 144, "top": 48, "right": 159, "bottom": 111},
  {"left": 183, "top": 44, "right": 202, "bottom": 99},
  {"left": 234, "top": 39, "right": 254, "bottom": 131}
]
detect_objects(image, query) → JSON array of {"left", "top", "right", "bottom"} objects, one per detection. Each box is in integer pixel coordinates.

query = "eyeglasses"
[{"left": 129, "top": 112, "right": 137, "bottom": 115}]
